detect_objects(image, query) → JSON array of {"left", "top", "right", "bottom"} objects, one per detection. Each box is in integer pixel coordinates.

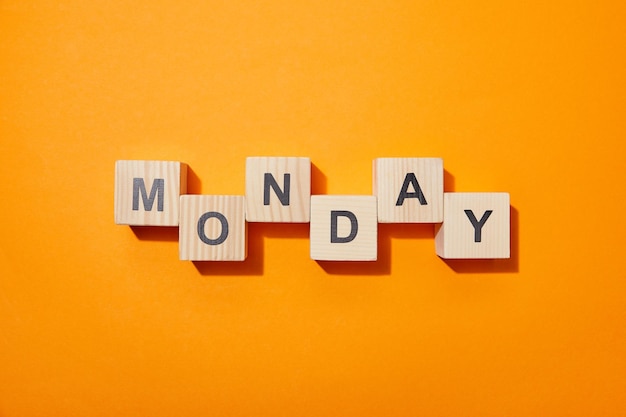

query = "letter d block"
[
  {"left": 114, "top": 160, "right": 187, "bottom": 226},
  {"left": 373, "top": 158, "right": 443, "bottom": 223},
  {"left": 179, "top": 195, "right": 247, "bottom": 261},
  {"left": 310, "top": 196, "right": 377, "bottom": 261},
  {"left": 435, "top": 193, "right": 510, "bottom": 259},
  {"left": 245, "top": 156, "right": 311, "bottom": 222}
]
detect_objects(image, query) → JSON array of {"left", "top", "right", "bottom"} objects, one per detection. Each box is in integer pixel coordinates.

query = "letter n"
[
  {"left": 264, "top": 173, "right": 290, "bottom": 206},
  {"left": 330, "top": 210, "right": 358, "bottom": 243}
]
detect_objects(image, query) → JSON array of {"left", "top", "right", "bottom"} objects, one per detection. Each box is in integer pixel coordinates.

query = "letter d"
[{"left": 330, "top": 210, "right": 358, "bottom": 243}]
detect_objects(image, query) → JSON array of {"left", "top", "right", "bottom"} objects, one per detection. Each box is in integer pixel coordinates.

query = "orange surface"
[{"left": 1, "top": 1, "right": 626, "bottom": 416}]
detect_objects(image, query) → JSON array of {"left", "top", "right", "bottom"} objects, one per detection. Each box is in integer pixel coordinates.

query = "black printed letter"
[
  {"left": 330, "top": 211, "right": 358, "bottom": 243},
  {"left": 396, "top": 173, "right": 427, "bottom": 206},
  {"left": 264, "top": 173, "right": 290, "bottom": 206},
  {"left": 197, "top": 212, "right": 229, "bottom": 245},
  {"left": 132, "top": 178, "right": 164, "bottom": 211},
  {"left": 464, "top": 210, "right": 493, "bottom": 242}
]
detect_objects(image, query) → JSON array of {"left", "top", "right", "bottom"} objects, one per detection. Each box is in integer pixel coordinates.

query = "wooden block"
[
  {"left": 114, "top": 160, "right": 187, "bottom": 226},
  {"left": 179, "top": 195, "right": 247, "bottom": 261},
  {"left": 245, "top": 156, "right": 311, "bottom": 222},
  {"left": 373, "top": 157, "right": 443, "bottom": 223},
  {"left": 435, "top": 192, "right": 510, "bottom": 259},
  {"left": 310, "top": 195, "right": 377, "bottom": 261}
]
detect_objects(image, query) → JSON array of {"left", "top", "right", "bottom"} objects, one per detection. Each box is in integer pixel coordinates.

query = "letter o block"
[
  {"left": 310, "top": 195, "right": 377, "bottom": 261},
  {"left": 435, "top": 192, "right": 510, "bottom": 259},
  {"left": 114, "top": 160, "right": 187, "bottom": 226},
  {"left": 179, "top": 195, "right": 247, "bottom": 261}
]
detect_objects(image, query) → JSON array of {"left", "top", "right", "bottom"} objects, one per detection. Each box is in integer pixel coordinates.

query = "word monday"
[{"left": 114, "top": 158, "right": 510, "bottom": 261}]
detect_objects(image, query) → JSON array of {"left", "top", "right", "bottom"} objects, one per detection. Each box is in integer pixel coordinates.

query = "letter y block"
[{"left": 435, "top": 192, "right": 510, "bottom": 259}]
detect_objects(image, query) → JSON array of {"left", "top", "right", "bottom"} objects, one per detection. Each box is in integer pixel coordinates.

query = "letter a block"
[
  {"left": 245, "top": 156, "right": 311, "bottom": 222},
  {"left": 179, "top": 195, "right": 247, "bottom": 261},
  {"left": 310, "top": 196, "right": 377, "bottom": 261},
  {"left": 435, "top": 193, "right": 510, "bottom": 259},
  {"left": 373, "top": 158, "right": 443, "bottom": 223},
  {"left": 115, "top": 160, "right": 187, "bottom": 226}
]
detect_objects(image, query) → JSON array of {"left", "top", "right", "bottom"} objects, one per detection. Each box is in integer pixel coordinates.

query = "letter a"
[{"left": 396, "top": 173, "right": 427, "bottom": 206}]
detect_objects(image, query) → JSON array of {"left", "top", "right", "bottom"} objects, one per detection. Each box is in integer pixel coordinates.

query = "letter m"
[{"left": 132, "top": 178, "right": 164, "bottom": 211}]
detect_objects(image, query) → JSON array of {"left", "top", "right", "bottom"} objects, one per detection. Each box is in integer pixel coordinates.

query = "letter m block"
[{"left": 114, "top": 160, "right": 187, "bottom": 226}]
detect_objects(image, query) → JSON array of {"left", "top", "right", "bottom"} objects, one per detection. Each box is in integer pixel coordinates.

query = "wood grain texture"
[
  {"left": 435, "top": 192, "right": 510, "bottom": 259},
  {"left": 245, "top": 156, "right": 311, "bottom": 222},
  {"left": 114, "top": 160, "right": 187, "bottom": 226},
  {"left": 179, "top": 195, "right": 247, "bottom": 261},
  {"left": 373, "top": 157, "right": 443, "bottom": 223},
  {"left": 310, "top": 195, "right": 377, "bottom": 261}
]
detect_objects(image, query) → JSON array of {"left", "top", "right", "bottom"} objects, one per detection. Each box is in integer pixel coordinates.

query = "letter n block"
[
  {"left": 435, "top": 192, "right": 510, "bottom": 259},
  {"left": 245, "top": 156, "right": 311, "bottom": 222},
  {"left": 179, "top": 195, "right": 247, "bottom": 261},
  {"left": 310, "top": 196, "right": 377, "bottom": 261},
  {"left": 373, "top": 157, "right": 443, "bottom": 223},
  {"left": 114, "top": 160, "right": 187, "bottom": 226}
]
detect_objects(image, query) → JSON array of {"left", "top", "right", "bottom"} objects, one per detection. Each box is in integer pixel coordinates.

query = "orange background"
[{"left": 1, "top": 1, "right": 626, "bottom": 415}]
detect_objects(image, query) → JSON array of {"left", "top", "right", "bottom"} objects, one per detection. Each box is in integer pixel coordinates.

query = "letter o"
[{"left": 197, "top": 211, "right": 229, "bottom": 245}]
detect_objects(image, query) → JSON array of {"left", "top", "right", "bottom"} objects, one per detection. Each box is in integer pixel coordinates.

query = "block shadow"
[
  {"left": 192, "top": 222, "right": 264, "bottom": 276},
  {"left": 316, "top": 259, "right": 390, "bottom": 275},
  {"left": 380, "top": 222, "right": 434, "bottom": 240},
  {"left": 186, "top": 165, "right": 202, "bottom": 194},
  {"left": 255, "top": 222, "right": 310, "bottom": 239},
  {"left": 444, "top": 169, "right": 455, "bottom": 192},
  {"left": 131, "top": 226, "right": 179, "bottom": 242},
  {"left": 442, "top": 205, "right": 519, "bottom": 273},
  {"left": 311, "top": 162, "right": 327, "bottom": 195}
]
